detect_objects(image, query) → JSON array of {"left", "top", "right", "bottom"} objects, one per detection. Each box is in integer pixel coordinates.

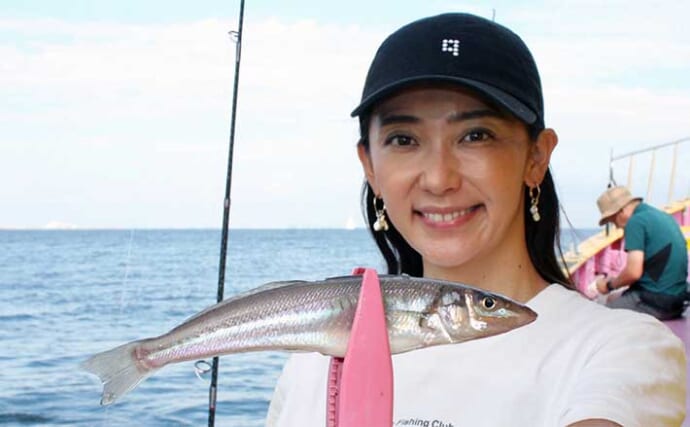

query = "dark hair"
[{"left": 358, "top": 115, "right": 572, "bottom": 288}]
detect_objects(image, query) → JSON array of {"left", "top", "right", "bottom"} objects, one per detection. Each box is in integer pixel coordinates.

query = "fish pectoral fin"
[
  {"left": 418, "top": 312, "right": 438, "bottom": 331},
  {"left": 418, "top": 312, "right": 452, "bottom": 342}
]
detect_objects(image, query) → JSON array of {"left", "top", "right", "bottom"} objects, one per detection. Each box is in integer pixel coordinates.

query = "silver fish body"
[{"left": 82, "top": 275, "right": 537, "bottom": 405}]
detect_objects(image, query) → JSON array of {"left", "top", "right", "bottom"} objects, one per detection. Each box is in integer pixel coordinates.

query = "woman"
[{"left": 267, "top": 13, "right": 685, "bottom": 426}]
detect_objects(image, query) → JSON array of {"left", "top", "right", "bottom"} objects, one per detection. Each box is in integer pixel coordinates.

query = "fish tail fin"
[{"left": 80, "top": 340, "right": 157, "bottom": 406}]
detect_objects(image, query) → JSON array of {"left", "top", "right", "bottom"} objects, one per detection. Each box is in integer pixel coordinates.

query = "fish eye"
[{"left": 481, "top": 297, "right": 496, "bottom": 310}]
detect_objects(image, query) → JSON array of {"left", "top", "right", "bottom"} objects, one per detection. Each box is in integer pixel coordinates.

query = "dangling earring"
[
  {"left": 529, "top": 185, "right": 541, "bottom": 222},
  {"left": 373, "top": 195, "right": 389, "bottom": 232}
]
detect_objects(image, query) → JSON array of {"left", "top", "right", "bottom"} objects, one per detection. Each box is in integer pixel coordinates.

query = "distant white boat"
[
  {"left": 344, "top": 216, "right": 358, "bottom": 230},
  {"left": 43, "top": 220, "right": 79, "bottom": 230}
]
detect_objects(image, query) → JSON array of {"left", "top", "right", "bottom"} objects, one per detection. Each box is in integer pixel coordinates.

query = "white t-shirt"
[{"left": 265, "top": 285, "right": 686, "bottom": 427}]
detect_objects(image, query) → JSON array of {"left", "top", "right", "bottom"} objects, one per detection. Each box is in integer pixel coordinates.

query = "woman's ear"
[
  {"left": 357, "top": 144, "right": 379, "bottom": 194},
  {"left": 524, "top": 128, "right": 558, "bottom": 187}
]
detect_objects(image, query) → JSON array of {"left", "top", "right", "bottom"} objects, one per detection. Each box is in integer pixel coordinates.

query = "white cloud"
[{"left": 1, "top": 8, "right": 689, "bottom": 229}]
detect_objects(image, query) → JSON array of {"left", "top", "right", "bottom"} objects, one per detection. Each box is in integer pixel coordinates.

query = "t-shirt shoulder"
[
  {"left": 624, "top": 211, "right": 647, "bottom": 251},
  {"left": 530, "top": 284, "right": 679, "bottom": 337},
  {"left": 533, "top": 285, "right": 686, "bottom": 426}
]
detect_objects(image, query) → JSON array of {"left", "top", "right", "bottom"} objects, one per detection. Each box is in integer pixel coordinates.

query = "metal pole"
[
  {"left": 668, "top": 142, "right": 679, "bottom": 204},
  {"left": 626, "top": 156, "right": 633, "bottom": 190},
  {"left": 207, "top": 1, "right": 245, "bottom": 425},
  {"left": 606, "top": 149, "right": 614, "bottom": 236},
  {"left": 646, "top": 149, "right": 656, "bottom": 202}
]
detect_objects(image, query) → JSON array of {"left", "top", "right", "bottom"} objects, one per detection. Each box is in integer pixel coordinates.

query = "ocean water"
[
  {"left": 0, "top": 228, "right": 595, "bottom": 427},
  {"left": 0, "top": 229, "right": 382, "bottom": 427}
]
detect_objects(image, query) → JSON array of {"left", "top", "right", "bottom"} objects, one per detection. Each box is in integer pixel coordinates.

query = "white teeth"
[{"left": 423, "top": 207, "right": 474, "bottom": 223}]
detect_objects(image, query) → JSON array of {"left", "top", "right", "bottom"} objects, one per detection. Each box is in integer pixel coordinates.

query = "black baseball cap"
[{"left": 351, "top": 13, "right": 544, "bottom": 129}]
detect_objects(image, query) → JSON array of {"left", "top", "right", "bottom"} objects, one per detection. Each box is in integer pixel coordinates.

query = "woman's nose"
[{"left": 418, "top": 144, "right": 461, "bottom": 195}]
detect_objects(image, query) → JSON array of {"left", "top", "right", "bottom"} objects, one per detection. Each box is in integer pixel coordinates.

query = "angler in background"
[
  {"left": 594, "top": 185, "right": 690, "bottom": 319},
  {"left": 267, "top": 12, "right": 686, "bottom": 426}
]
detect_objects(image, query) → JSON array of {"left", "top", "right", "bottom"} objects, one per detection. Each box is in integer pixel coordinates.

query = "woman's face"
[{"left": 358, "top": 86, "right": 554, "bottom": 278}]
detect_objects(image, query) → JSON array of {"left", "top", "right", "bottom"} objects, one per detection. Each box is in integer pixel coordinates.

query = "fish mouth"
[
  {"left": 503, "top": 307, "right": 538, "bottom": 327},
  {"left": 416, "top": 205, "right": 481, "bottom": 224}
]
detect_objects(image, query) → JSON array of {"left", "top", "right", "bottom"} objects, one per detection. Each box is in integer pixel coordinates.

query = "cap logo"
[{"left": 441, "top": 39, "right": 460, "bottom": 56}]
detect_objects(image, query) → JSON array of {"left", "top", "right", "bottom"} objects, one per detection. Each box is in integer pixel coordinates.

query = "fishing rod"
[{"left": 207, "top": 0, "right": 246, "bottom": 425}]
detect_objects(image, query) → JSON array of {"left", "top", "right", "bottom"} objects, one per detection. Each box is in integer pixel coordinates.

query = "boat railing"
[{"left": 608, "top": 136, "right": 690, "bottom": 209}]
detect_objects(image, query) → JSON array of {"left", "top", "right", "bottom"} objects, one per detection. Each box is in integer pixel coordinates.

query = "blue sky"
[
  {"left": 0, "top": 0, "right": 501, "bottom": 24},
  {"left": 2, "top": 1, "right": 689, "bottom": 229}
]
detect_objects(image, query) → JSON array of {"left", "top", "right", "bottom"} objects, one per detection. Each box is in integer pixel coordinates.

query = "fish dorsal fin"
[
  {"left": 180, "top": 274, "right": 383, "bottom": 325},
  {"left": 232, "top": 279, "right": 310, "bottom": 299},
  {"left": 322, "top": 274, "right": 409, "bottom": 283},
  {"left": 323, "top": 274, "right": 362, "bottom": 282},
  {"left": 180, "top": 279, "right": 310, "bottom": 324}
]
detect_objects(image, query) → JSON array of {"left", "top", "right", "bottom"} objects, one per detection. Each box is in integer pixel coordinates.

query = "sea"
[{"left": 0, "top": 228, "right": 596, "bottom": 427}]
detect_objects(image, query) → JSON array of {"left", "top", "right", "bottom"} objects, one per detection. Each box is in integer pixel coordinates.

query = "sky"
[{"left": 2, "top": 0, "right": 689, "bottom": 229}]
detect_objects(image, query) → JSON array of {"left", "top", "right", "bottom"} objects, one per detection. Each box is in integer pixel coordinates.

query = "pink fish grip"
[{"left": 326, "top": 267, "right": 393, "bottom": 427}]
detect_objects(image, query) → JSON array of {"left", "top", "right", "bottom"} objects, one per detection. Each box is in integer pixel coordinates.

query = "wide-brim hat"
[{"left": 596, "top": 186, "right": 642, "bottom": 226}]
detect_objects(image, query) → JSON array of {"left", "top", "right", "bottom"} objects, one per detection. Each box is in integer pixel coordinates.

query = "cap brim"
[{"left": 350, "top": 75, "right": 537, "bottom": 125}]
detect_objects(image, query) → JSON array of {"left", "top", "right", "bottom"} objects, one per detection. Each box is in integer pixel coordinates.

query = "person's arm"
[{"left": 596, "top": 250, "right": 643, "bottom": 294}]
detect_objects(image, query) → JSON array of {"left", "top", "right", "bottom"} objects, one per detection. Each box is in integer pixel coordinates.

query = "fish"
[{"left": 81, "top": 274, "right": 537, "bottom": 405}]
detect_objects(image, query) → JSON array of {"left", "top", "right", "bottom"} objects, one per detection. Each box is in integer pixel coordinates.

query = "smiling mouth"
[{"left": 419, "top": 205, "right": 480, "bottom": 223}]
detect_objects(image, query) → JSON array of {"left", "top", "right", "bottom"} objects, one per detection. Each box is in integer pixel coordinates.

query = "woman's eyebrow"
[
  {"left": 378, "top": 109, "right": 504, "bottom": 127},
  {"left": 447, "top": 109, "right": 504, "bottom": 122},
  {"left": 378, "top": 114, "right": 419, "bottom": 127}
]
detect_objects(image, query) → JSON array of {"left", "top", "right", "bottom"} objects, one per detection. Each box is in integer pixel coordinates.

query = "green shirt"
[{"left": 624, "top": 202, "right": 689, "bottom": 295}]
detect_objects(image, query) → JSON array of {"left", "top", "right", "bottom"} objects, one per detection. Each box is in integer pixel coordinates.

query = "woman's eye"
[
  {"left": 386, "top": 134, "right": 415, "bottom": 147},
  {"left": 462, "top": 130, "right": 491, "bottom": 143}
]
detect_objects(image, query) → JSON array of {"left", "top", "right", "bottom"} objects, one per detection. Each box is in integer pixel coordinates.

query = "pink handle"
[{"left": 326, "top": 268, "right": 393, "bottom": 427}]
